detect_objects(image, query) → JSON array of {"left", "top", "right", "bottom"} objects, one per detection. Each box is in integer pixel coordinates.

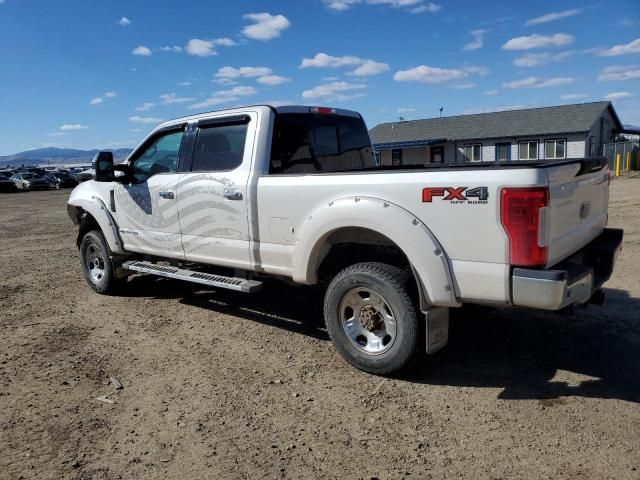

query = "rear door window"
[
  {"left": 191, "top": 123, "right": 248, "bottom": 172},
  {"left": 270, "top": 113, "right": 376, "bottom": 174}
]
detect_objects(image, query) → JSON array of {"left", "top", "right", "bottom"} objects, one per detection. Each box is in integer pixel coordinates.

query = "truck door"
[
  {"left": 176, "top": 113, "right": 256, "bottom": 269},
  {"left": 113, "top": 126, "right": 186, "bottom": 259}
]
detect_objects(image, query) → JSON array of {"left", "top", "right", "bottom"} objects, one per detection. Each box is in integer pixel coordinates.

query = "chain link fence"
[{"left": 603, "top": 141, "right": 640, "bottom": 172}]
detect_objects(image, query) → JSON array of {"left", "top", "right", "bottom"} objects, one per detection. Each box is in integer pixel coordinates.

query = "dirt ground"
[{"left": 1, "top": 177, "right": 639, "bottom": 480}]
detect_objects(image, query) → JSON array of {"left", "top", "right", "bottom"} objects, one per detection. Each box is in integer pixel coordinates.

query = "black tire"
[
  {"left": 324, "top": 262, "right": 420, "bottom": 375},
  {"left": 79, "top": 230, "right": 123, "bottom": 294}
]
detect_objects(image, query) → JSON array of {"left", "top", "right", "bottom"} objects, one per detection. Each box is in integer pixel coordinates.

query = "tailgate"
[{"left": 545, "top": 159, "right": 609, "bottom": 267}]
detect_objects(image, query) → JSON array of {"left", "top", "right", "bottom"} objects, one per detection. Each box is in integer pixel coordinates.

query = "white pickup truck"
[{"left": 67, "top": 105, "right": 623, "bottom": 374}]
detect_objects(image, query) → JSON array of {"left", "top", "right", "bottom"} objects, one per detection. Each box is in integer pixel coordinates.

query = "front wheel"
[
  {"left": 324, "top": 262, "right": 420, "bottom": 375},
  {"left": 79, "top": 230, "right": 123, "bottom": 294}
]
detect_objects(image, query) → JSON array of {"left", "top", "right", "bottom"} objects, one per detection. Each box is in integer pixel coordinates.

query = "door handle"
[
  {"left": 223, "top": 189, "right": 243, "bottom": 200},
  {"left": 158, "top": 191, "right": 175, "bottom": 199}
]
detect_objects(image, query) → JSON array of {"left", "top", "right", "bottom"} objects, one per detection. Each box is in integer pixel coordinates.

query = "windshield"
[
  {"left": 270, "top": 113, "right": 376, "bottom": 174},
  {"left": 22, "top": 173, "right": 39, "bottom": 179}
]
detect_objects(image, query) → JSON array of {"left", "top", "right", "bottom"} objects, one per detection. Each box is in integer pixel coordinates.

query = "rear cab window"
[{"left": 269, "top": 113, "right": 377, "bottom": 174}]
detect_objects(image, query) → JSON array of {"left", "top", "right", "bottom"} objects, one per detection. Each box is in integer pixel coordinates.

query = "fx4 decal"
[{"left": 422, "top": 187, "right": 489, "bottom": 204}]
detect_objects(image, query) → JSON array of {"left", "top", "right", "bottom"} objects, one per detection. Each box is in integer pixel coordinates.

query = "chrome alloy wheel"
[
  {"left": 85, "top": 244, "right": 106, "bottom": 284},
  {"left": 340, "top": 288, "right": 397, "bottom": 355}
]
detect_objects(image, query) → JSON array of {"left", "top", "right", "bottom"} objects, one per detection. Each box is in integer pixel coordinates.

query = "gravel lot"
[{"left": 1, "top": 178, "right": 639, "bottom": 480}]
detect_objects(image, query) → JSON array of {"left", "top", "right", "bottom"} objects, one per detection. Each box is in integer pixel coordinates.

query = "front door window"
[{"left": 131, "top": 130, "right": 184, "bottom": 183}]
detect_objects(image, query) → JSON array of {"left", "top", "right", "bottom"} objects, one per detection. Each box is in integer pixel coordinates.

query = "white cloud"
[
  {"left": 300, "top": 53, "right": 365, "bottom": 68},
  {"left": 160, "top": 92, "right": 195, "bottom": 104},
  {"left": 397, "top": 107, "right": 416, "bottom": 113},
  {"left": 242, "top": 13, "right": 291, "bottom": 41},
  {"left": 605, "top": 91, "right": 636, "bottom": 100},
  {"left": 159, "top": 45, "right": 183, "bottom": 52},
  {"left": 484, "top": 89, "right": 499, "bottom": 95},
  {"left": 302, "top": 81, "right": 367, "bottom": 101},
  {"left": 322, "top": 0, "right": 441, "bottom": 13},
  {"left": 90, "top": 92, "right": 117, "bottom": 106},
  {"left": 502, "top": 76, "right": 575, "bottom": 88},
  {"left": 462, "top": 65, "right": 490, "bottom": 76},
  {"left": 463, "top": 29, "right": 489, "bottom": 51},
  {"left": 350, "top": 60, "right": 390, "bottom": 76},
  {"left": 176, "top": 37, "right": 236, "bottom": 56},
  {"left": 213, "top": 78, "right": 238, "bottom": 86},
  {"left": 502, "top": 33, "right": 573, "bottom": 50},
  {"left": 394, "top": 65, "right": 467, "bottom": 83},
  {"left": 300, "top": 53, "right": 388, "bottom": 76},
  {"left": 215, "top": 66, "right": 273, "bottom": 79},
  {"left": 450, "top": 82, "right": 476, "bottom": 89},
  {"left": 60, "top": 124, "right": 88, "bottom": 130},
  {"left": 598, "top": 65, "right": 640, "bottom": 81},
  {"left": 525, "top": 9, "right": 582, "bottom": 26},
  {"left": 324, "top": 0, "right": 360, "bottom": 11},
  {"left": 132, "top": 46, "right": 152, "bottom": 56},
  {"left": 189, "top": 97, "right": 238, "bottom": 109},
  {"left": 129, "top": 116, "right": 163, "bottom": 124},
  {"left": 190, "top": 85, "right": 259, "bottom": 110},
  {"left": 513, "top": 51, "right": 573, "bottom": 67},
  {"left": 256, "top": 75, "right": 291, "bottom": 85},
  {"left": 185, "top": 38, "right": 217, "bottom": 57},
  {"left": 178, "top": 81, "right": 192, "bottom": 86},
  {"left": 213, "top": 37, "right": 239, "bottom": 46},
  {"left": 46, "top": 132, "right": 67, "bottom": 137},
  {"left": 560, "top": 93, "right": 589, "bottom": 100},
  {"left": 596, "top": 38, "right": 640, "bottom": 57},
  {"left": 135, "top": 102, "right": 156, "bottom": 111},
  {"left": 216, "top": 86, "right": 258, "bottom": 97},
  {"left": 117, "top": 17, "right": 131, "bottom": 26},
  {"left": 409, "top": 2, "right": 441, "bottom": 13}
]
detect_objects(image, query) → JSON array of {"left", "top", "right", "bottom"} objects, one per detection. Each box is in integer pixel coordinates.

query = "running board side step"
[{"left": 122, "top": 261, "right": 262, "bottom": 293}]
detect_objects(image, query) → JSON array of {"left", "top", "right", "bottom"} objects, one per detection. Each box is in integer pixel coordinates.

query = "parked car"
[
  {"left": 74, "top": 168, "right": 95, "bottom": 183},
  {"left": 11, "top": 172, "right": 50, "bottom": 190},
  {"left": 44, "top": 171, "right": 78, "bottom": 189},
  {"left": 67, "top": 105, "right": 623, "bottom": 375},
  {"left": 0, "top": 173, "right": 18, "bottom": 193}
]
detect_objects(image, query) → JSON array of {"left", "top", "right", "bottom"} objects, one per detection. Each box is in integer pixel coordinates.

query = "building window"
[
  {"left": 464, "top": 144, "right": 482, "bottom": 162},
  {"left": 519, "top": 141, "right": 538, "bottom": 160},
  {"left": 495, "top": 143, "right": 511, "bottom": 161},
  {"left": 544, "top": 139, "right": 566, "bottom": 160},
  {"left": 589, "top": 136, "right": 596, "bottom": 157},
  {"left": 391, "top": 149, "right": 402, "bottom": 166}
]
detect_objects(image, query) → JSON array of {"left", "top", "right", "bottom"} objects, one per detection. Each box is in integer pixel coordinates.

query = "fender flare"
[
  {"left": 292, "top": 196, "right": 460, "bottom": 308},
  {"left": 67, "top": 196, "right": 126, "bottom": 255}
]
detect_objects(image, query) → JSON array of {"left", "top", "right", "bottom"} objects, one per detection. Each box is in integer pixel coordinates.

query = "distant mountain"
[{"left": 0, "top": 147, "right": 133, "bottom": 167}]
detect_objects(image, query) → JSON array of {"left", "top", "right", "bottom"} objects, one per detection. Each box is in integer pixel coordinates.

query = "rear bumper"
[{"left": 511, "top": 228, "right": 623, "bottom": 310}]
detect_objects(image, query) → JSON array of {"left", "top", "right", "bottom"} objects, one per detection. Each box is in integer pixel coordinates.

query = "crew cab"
[{"left": 67, "top": 105, "right": 623, "bottom": 374}]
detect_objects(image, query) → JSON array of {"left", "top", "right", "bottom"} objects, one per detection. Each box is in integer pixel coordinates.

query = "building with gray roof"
[{"left": 369, "top": 102, "right": 626, "bottom": 165}]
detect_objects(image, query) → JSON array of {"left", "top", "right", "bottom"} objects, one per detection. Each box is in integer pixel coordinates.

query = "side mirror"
[{"left": 94, "top": 151, "right": 114, "bottom": 182}]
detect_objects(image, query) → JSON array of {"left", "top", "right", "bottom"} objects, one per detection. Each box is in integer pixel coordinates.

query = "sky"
[{"left": 0, "top": 0, "right": 639, "bottom": 155}]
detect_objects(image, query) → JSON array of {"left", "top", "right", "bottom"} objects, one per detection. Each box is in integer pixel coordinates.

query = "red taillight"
[
  {"left": 310, "top": 106, "right": 336, "bottom": 114},
  {"left": 500, "top": 187, "right": 549, "bottom": 267}
]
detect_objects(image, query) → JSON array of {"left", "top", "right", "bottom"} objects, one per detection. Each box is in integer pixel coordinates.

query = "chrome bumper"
[{"left": 511, "top": 228, "right": 623, "bottom": 310}]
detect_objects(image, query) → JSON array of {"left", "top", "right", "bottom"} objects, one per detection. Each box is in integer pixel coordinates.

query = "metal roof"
[{"left": 370, "top": 102, "right": 622, "bottom": 145}]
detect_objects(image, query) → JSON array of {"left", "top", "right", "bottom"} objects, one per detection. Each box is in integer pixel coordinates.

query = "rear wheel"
[
  {"left": 324, "top": 262, "right": 420, "bottom": 375},
  {"left": 79, "top": 230, "right": 123, "bottom": 294}
]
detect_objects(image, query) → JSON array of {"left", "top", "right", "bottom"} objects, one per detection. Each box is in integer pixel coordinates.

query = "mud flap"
[{"left": 425, "top": 307, "right": 449, "bottom": 354}]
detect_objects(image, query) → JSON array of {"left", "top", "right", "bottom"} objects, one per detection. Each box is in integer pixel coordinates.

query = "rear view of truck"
[{"left": 503, "top": 159, "right": 622, "bottom": 310}]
